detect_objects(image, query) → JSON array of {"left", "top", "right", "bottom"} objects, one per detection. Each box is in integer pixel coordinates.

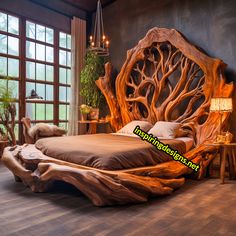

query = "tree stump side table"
[
  {"left": 207, "top": 143, "right": 236, "bottom": 184},
  {"left": 78, "top": 120, "right": 109, "bottom": 134}
]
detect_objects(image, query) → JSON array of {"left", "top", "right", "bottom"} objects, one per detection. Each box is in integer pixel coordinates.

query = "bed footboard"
[{"left": 2, "top": 143, "right": 217, "bottom": 206}]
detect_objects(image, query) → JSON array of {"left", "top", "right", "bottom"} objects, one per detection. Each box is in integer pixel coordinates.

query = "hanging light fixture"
[{"left": 89, "top": 0, "right": 109, "bottom": 56}]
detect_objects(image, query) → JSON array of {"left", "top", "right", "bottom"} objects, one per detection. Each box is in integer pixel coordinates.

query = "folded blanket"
[{"left": 28, "top": 123, "right": 66, "bottom": 139}]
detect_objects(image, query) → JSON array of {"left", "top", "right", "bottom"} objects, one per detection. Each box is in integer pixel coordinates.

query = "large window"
[
  {"left": 0, "top": 10, "right": 71, "bottom": 142},
  {"left": 0, "top": 12, "right": 20, "bottom": 139}
]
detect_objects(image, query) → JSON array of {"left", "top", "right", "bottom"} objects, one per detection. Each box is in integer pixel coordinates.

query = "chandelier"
[{"left": 89, "top": 0, "right": 109, "bottom": 56}]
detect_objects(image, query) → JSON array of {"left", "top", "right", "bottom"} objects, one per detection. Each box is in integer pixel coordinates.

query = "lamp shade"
[{"left": 210, "top": 98, "right": 233, "bottom": 112}]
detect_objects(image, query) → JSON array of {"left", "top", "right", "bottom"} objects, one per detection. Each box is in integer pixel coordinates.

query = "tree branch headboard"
[{"left": 96, "top": 27, "right": 233, "bottom": 146}]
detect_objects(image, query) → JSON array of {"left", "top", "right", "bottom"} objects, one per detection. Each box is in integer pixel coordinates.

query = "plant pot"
[
  {"left": 88, "top": 108, "right": 99, "bottom": 120},
  {"left": 81, "top": 113, "right": 87, "bottom": 121}
]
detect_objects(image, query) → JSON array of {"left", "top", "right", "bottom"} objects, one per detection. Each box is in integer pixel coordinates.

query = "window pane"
[
  {"left": 46, "top": 28, "right": 53, "bottom": 44},
  {"left": 8, "top": 58, "right": 19, "bottom": 77},
  {"left": 46, "top": 65, "right": 53, "bottom": 82},
  {"left": 36, "top": 83, "right": 45, "bottom": 99},
  {"left": 0, "top": 56, "right": 7, "bottom": 75},
  {"left": 67, "top": 105, "right": 70, "bottom": 120},
  {"left": 59, "top": 104, "right": 66, "bottom": 120},
  {"left": 26, "top": 21, "right": 35, "bottom": 39},
  {"left": 36, "top": 63, "right": 45, "bottom": 81},
  {"left": 59, "top": 50, "right": 67, "bottom": 66},
  {"left": 0, "top": 124, "right": 7, "bottom": 136},
  {"left": 59, "top": 32, "right": 66, "bottom": 48},
  {"left": 8, "top": 80, "right": 19, "bottom": 98},
  {"left": 26, "top": 82, "right": 35, "bottom": 97},
  {"left": 0, "top": 13, "right": 7, "bottom": 32},
  {"left": 46, "top": 46, "right": 53, "bottom": 62},
  {"left": 67, "top": 52, "right": 71, "bottom": 67},
  {"left": 14, "top": 124, "right": 19, "bottom": 141},
  {"left": 26, "top": 103, "right": 36, "bottom": 120},
  {"left": 15, "top": 103, "right": 19, "bottom": 120},
  {"left": 0, "top": 34, "right": 7, "bottom": 54},
  {"left": 26, "top": 41, "right": 35, "bottom": 59},
  {"left": 46, "top": 84, "right": 53, "bottom": 101},
  {"left": 59, "top": 86, "right": 66, "bottom": 102},
  {"left": 26, "top": 61, "right": 35, "bottom": 80},
  {"left": 36, "top": 103, "right": 45, "bottom": 120},
  {"left": 46, "top": 104, "right": 53, "bottom": 120},
  {"left": 8, "top": 36, "right": 19, "bottom": 56},
  {"left": 67, "top": 69, "right": 71, "bottom": 85},
  {"left": 67, "top": 87, "right": 71, "bottom": 102},
  {"left": 59, "top": 122, "right": 67, "bottom": 130},
  {"left": 36, "top": 43, "right": 45, "bottom": 61},
  {"left": 67, "top": 35, "right": 71, "bottom": 49},
  {"left": 36, "top": 24, "right": 45, "bottom": 42},
  {"left": 8, "top": 15, "right": 19, "bottom": 35},
  {"left": 0, "top": 79, "right": 6, "bottom": 89},
  {"left": 59, "top": 67, "right": 66, "bottom": 84}
]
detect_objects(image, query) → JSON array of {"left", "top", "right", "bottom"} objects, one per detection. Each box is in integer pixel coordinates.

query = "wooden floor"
[{"left": 1, "top": 162, "right": 236, "bottom": 236}]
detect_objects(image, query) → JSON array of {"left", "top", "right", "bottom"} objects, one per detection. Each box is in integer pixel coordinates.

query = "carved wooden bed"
[{"left": 2, "top": 28, "right": 233, "bottom": 206}]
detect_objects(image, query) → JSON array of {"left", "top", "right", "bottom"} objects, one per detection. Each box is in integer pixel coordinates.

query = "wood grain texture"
[
  {"left": 2, "top": 145, "right": 185, "bottom": 206},
  {"left": 96, "top": 27, "right": 233, "bottom": 180},
  {"left": 2, "top": 27, "right": 234, "bottom": 206}
]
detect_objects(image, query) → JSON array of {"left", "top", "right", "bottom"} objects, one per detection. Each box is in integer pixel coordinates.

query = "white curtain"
[{"left": 68, "top": 17, "right": 86, "bottom": 135}]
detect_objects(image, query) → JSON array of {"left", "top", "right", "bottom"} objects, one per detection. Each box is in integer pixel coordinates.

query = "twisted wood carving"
[
  {"left": 2, "top": 28, "right": 234, "bottom": 206},
  {"left": 96, "top": 28, "right": 233, "bottom": 145}
]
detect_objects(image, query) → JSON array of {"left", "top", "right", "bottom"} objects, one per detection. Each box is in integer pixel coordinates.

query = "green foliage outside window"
[{"left": 0, "top": 76, "right": 16, "bottom": 144}]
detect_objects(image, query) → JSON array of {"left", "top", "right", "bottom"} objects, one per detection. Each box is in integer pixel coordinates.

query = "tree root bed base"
[{"left": 2, "top": 145, "right": 193, "bottom": 206}]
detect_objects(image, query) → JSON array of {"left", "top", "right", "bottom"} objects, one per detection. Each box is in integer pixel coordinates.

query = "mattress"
[
  {"left": 35, "top": 133, "right": 187, "bottom": 170},
  {"left": 113, "top": 133, "right": 194, "bottom": 152}
]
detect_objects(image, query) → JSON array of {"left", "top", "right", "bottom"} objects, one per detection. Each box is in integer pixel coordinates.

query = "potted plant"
[
  {"left": 79, "top": 104, "right": 91, "bottom": 121},
  {"left": 0, "top": 76, "right": 17, "bottom": 145},
  {"left": 80, "top": 51, "right": 107, "bottom": 120}
]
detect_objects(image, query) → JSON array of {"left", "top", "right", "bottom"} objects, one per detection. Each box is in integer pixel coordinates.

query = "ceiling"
[
  {"left": 62, "top": 0, "right": 116, "bottom": 12},
  {"left": 30, "top": 0, "right": 116, "bottom": 16}
]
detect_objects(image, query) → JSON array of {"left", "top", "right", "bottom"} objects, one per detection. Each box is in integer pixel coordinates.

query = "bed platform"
[{"left": 2, "top": 27, "right": 233, "bottom": 206}]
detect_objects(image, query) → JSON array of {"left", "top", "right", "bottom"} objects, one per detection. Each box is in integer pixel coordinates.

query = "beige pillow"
[
  {"left": 148, "top": 121, "right": 180, "bottom": 138},
  {"left": 118, "top": 120, "right": 153, "bottom": 135},
  {"left": 28, "top": 123, "right": 66, "bottom": 139}
]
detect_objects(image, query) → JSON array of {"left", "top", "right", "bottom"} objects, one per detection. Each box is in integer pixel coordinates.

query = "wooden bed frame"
[{"left": 2, "top": 28, "right": 233, "bottom": 206}]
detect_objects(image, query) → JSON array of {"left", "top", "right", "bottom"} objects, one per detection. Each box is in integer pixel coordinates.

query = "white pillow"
[
  {"left": 117, "top": 120, "right": 153, "bottom": 135},
  {"left": 148, "top": 121, "right": 181, "bottom": 138}
]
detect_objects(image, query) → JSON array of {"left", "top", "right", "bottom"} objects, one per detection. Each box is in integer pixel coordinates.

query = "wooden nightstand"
[
  {"left": 207, "top": 143, "right": 236, "bottom": 184},
  {"left": 0, "top": 140, "right": 8, "bottom": 158},
  {"left": 78, "top": 120, "right": 109, "bottom": 134}
]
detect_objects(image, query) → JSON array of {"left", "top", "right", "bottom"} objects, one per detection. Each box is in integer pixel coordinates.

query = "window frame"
[{"left": 58, "top": 31, "right": 71, "bottom": 130}]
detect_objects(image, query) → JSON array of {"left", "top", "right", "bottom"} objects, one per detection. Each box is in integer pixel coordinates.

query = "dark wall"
[{"left": 103, "top": 0, "right": 236, "bottom": 136}]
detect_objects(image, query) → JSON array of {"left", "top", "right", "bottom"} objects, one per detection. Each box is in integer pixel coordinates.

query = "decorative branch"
[{"left": 95, "top": 62, "right": 122, "bottom": 131}]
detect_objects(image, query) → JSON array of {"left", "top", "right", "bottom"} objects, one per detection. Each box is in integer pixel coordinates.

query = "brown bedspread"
[{"left": 35, "top": 134, "right": 186, "bottom": 170}]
